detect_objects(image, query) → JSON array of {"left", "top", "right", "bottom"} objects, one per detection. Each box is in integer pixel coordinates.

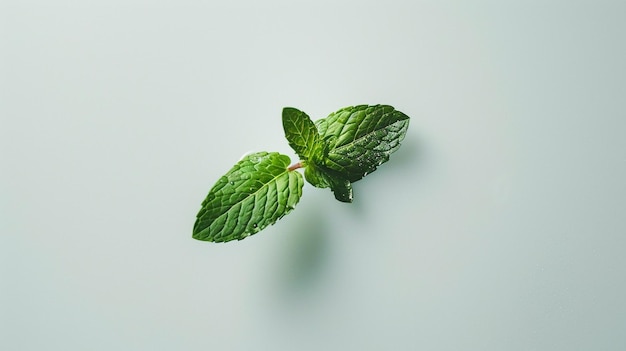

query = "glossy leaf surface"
[
  {"left": 193, "top": 152, "right": 303, "bottom": 242},
  {"left": 315, "top": 105, "right": 410, "bottom": 182}
]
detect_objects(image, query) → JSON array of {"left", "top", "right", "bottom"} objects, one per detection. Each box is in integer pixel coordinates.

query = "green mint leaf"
[
  {"left": 315, "top": 117, "right": 328, "bottom": 136},
  {"left": 282, "top": 107, "right": 324, "bottom": 162},
  {"left": 317, "top": 105, "right": 409, "bottom": 182},
  {"left": 304, "top": 163, "right": 353, "bottom": 203},
  {"left": 328, "top": 176, "right": 353, "bottom": 203},
  {"left": 193, "top": 151, "right": 304, "bottom": 242}
]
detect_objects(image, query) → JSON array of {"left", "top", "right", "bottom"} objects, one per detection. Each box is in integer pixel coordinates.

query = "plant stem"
[{"left": 288, "top": 161, "right": 303, "bottom": 171}]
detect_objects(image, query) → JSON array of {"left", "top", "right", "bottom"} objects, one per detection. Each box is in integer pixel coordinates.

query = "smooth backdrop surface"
[{"left": 2, "top": 1, "right": 625, "bottom": 350}]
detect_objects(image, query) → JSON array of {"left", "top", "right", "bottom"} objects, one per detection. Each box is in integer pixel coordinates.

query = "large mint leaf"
[
  {"left": 282, "top": 107, "right": 324, "bottom": 162},
  {"left": 193, "top": 151, "right": 304, "bottom": 242},
  {"left": 316, "top": 105, "right": 409, "bottom": 182}
]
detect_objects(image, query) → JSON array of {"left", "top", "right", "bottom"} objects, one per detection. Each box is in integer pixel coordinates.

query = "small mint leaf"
[
  {"left": 319, "top": 105, "right": 409, "bottom": 182},
  {"left": 304, "top": 163, "right": 331, "bottom": 189},
  {"left": 282, "top": 107, "right": 324, "bottom": 162},
  {"left": 328, "top": 175, "right": 353, "bottom": 203},
  {"left": 304, "top": 162, "right": 353, "bottom": 203},
  {"left": 193, "top": 151, "right": 304, "bottom": 242}
]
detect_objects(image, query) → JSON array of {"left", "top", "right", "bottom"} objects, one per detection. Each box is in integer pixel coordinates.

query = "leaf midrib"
[
  {"left": 329, "top": 118, "right": 406, "bottom": 155},
  {"left": 208, "top": 168, "right": 290, "bottom": 234}
]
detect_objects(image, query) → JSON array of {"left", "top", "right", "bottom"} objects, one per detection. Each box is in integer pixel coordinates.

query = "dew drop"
[
  {"left": 252, "top": 223, "right": 258, "bottom": 228},
  {"left": 229, "top": 181, "right": 235, "bottom": 186}
]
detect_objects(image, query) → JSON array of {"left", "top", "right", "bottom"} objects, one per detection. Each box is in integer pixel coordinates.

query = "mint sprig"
[{"left": 193, "top": 105, "right": 410, "bottom": 242}]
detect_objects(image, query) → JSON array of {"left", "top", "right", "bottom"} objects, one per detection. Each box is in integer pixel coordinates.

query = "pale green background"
[{"left": 2, "top": 1, "right": 625, "bottom": 350}]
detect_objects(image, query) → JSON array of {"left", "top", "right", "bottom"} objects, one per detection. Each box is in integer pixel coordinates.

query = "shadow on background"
[
  {"left": 270, "top": 204, "right": 330, "bottom": 298},
  {"left": 267, "top": 135, "right": 422, "bottom": 298}
]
